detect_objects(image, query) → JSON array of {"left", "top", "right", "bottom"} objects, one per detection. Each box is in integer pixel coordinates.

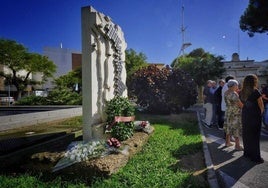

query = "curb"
[{"left": 196, "top": 111, "right": 220, "bottom": 188}]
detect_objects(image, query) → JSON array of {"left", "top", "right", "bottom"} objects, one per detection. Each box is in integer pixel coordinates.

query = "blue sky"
[{"left": 0, "top": 0, "right": 267, "bottom": 65}]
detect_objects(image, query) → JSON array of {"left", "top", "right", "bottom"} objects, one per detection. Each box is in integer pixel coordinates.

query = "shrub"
[
  {"left": 17, "top": 89, "right": 82, "bottom": 105},
  {"left": 128, "top": 65, "right": 197, "bottom": 114},
  {"left": 166, "top": 68, "right": 198, "bottom": 113},
  {"left": 16, "top": 95, "right": 48, "bottom": 105},
  {"left": 105, "top": 96, "right": 135, "bottom": 141},
  {"left": 110, "top": 122, "right": 134, "bottom": 141},
  {"left": 46, "top": 89, "right": 82, "bottom": 105}
]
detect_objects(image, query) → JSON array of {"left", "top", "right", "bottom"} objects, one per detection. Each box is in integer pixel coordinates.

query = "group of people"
[{"left": 202, "top": 74, "right": 264, "bottom": 164}]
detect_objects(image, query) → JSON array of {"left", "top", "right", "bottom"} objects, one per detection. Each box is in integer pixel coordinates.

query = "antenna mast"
[
  {"left": 237, "top": 29, "right": 240, "bottom": 56},
  {"left": 179, "top": 3, "right": 191, "bottom": 57},
  {"left": 181, "top": 5, "right": 185, "bottom": 55}
]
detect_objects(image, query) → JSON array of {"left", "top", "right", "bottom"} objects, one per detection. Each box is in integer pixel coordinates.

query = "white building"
[
  {"left": 222, "top": 53, "right": 268, "bottom": 86},
  {"left": 42, "top": 46, "right": 81, "bottom": 90}
]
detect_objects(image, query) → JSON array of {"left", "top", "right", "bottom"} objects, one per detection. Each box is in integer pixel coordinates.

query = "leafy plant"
[
  {"left": 16, "top": 95, "right": 48, "bottom": 105},
  {"left": 0, "top": 38, "right": 56, "bottom": 99},
  {"left": 105, "top": 96, "right": 135, "bottom": 124},
  {"left": 105, "top": 96, "right": 135, "bottom": 141},
  {"left": 110, "top": 122, "right": 134, "bottom": 141},
  {"left": 0, "top": 113, "right": 207, "bottom": 187},
  {"left": 16, "top": 88, "right": 82, "bottom": 105},
  {"left": 128, "top": 65, "right": 197, "bottom": 114},
  {"left": 46, "top": 88, "right": 82, "bottom": 105}
]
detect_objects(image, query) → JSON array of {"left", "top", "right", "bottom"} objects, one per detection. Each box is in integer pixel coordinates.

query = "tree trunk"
[
  {"left": 197, "top": 85, "right": 204, "bottom": 104},
  {"left": 17, "top": 90, "right": 22, "bottom": 100}
]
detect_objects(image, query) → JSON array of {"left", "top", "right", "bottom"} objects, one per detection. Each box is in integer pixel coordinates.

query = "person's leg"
[
  {"left": 203, "top": 103, "right": 207, "bottom": 120},
  {"left": 225, "top": 134, "right": 233, "bottom": 147},
  {"left": 218, "top": 111, "right": 225, "bottom": 129},
  {"left": 205, "top": 103, "right": 213, "bottom": 125},
  {"left": 212, "top": 103, "right": 217, "bottom": 126},
  {"left": 234, "top": 137, "right": 243, "bottom": 150}
]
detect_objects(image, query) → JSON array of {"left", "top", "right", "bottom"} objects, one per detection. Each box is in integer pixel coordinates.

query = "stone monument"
[{"left": 81, "top": 6, "right": 128, "bottom": 141}]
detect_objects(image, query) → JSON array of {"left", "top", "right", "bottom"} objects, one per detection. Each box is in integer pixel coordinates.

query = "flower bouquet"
[
  {"left": 134, "top": 121, "right": 153, "bottom": 134},
  {"left": 53, "top": 138, "right": 129, "bottom": 172},
  {"left": 52, "top": 140, "right": 105, "bottom": 172}
]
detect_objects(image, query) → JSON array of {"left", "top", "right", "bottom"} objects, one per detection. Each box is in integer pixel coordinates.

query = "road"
[{"left": 198, "top": 107, "right": 268, "bottom": 188}]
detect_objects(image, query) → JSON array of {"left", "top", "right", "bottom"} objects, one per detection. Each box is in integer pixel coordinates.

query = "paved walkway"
[{"left": 194, "top": 106, "right": 268, "bottom": 188}]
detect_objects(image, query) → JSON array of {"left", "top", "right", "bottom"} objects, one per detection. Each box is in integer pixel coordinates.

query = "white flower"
[
  {"left": 83, "top": 148, "right": 87, "bottom": 153},
  {"left": 63, "top": 141, "right": 105, "bottom": 163},
  {"left": 70, "top": 154, "right": 76, "bottom": 161}
]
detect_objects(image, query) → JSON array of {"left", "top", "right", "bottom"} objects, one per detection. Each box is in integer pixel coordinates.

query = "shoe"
[
  {"left": 235, "top": 146, "right": 244, "bottom": 151},
  {"left": 201, "top": 120, "right": 212, "bottom": 128},
  {"left": 225, "top": 143, "right": 234, "bottom": 147},
  {"left": 244, "top": 154, "right": 264, "bottom": 164},
  {"left": 218, "top": 127, "right": 224, "bottom": 130},
  {"left": 251, "top": 158, "right": 264, "bottom": 164},
  {"left": 243, "top": 154, "right": 249, "bottom": 159},
  {"left": 212, "top": 123, "right": 218, "bottom": 127}
]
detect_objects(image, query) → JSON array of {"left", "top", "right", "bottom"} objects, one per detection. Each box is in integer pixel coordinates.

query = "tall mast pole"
[
  {"left": 237, "top": 28, "right": 240, "bottom": 56},
  {"left": 181, "top": 5, "right": 185, "bottom": 56}
]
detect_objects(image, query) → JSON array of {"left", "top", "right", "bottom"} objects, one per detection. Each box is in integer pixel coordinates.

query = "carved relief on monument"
[
  {"left": 89, "top": 9, "right": 127, "bottom": 121},
  {"left": 82, "top": 6, "right": 128, "bottom": 139}
]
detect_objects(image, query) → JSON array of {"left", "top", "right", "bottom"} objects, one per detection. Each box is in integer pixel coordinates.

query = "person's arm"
[
  {"left": 257, "top": 97, "right": 264, "bottom": 114},
  {"left": 234, "top": 92, "right": 243, "bottom": 108},
  {"left": 237, "top": 99, "right": 243, "bottom": 108},
  {"left": 262, "top": 94, "right": 268, "bottom": 101}
]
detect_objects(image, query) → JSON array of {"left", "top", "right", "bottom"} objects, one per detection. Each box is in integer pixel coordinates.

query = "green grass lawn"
[{"left": 0, "top": 112, "right": 208, "bottom": 188}]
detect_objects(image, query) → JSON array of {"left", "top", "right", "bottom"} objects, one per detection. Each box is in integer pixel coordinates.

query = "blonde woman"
[
  {"left": 240, "top": 74, "right": 264, "bottom": 163},
  {"left": 224, "top": 79, "right": 243, "bottom": 150}
]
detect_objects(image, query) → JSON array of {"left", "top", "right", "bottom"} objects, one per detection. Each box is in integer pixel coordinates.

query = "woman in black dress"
[{"left": 240, "top": 74, "right": 264, "bottom": 163}]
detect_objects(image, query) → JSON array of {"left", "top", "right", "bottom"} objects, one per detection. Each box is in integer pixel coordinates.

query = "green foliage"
[
  {"left": 17, "top": 88, "right": 82, "bottom": 105},
  {"left": 240, "top": 0, "right": 268, "bottom": 37},
  {"left": 17, "top": 66, "right": 82, "bottom": 105},
  {"left": 47, "top": 67, "right": 82, "bottom": 105},
  {"left": 166, "top": 68, "right": 198, "bottom": 112},
  {"left": 16, "top": 95, "right": 48, "bottom": 105},
  {"left": 128, "top": 65, "right": 197, "bottom": 114},
  {"left": 105, "top": 96, "right": 135, "bottom": 141},
  {"left": 0, "top": 174, "right": 87, "bottom": 188},
  {"left": 0, "top": 38, "right": 56, "bottom": 99},
  {"left": 91, "top": 113, "right": 207, "bottom": 188},
  {"left": 125, "top": 48, "right": 148, "bottom": 98},
  {"left": 105, "top": 96, "right": 135, "bottom": 124},
  {"left": 125, "top": 48, "right": 148, "bottom": 79},
  {"left": 54, "top": 67, "right": 81, "bottom": 92},
  {"left": 46, "top": 88, "right": 82, "bottom": 105},
  {"left": 172, "top": 48, "right": 225, "bottom": 87},
  {"left": 110, "top": 122, "right": 134, "bottom": 141},
  {"left": 0, "top": 113, "right": 207, "bottom": 187}
]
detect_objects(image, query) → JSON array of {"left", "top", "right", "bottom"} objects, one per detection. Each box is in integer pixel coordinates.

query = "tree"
[
  {"left": 0, "top": 38, "right": 56, "bottom": 99},
  {"left": 171, "top": 48, "right": 225, "bottom": 102},
  {"left": 125, "top": 48, "right": 148, "bottom": 79},
  {"left": 53, "top": 66, "right": 82, "bottom": 92},
  {"left": 240, "top": 0, "right": 268, "bottom": 37},
  {"left": 47, "top": 67, "right": 82, "bottom": 105},
  {"left": 17, "top": 67, "right": 82, "bottom": 105}
]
